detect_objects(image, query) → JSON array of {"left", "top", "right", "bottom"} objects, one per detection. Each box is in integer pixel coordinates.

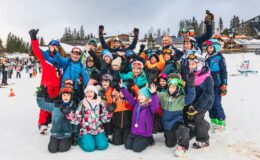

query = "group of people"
[
  {"left": 0, "top": 57, "right": 37, "bottom": 86},
  {"left": 32, "top": 10, "right": 228, "bottom": 157}
]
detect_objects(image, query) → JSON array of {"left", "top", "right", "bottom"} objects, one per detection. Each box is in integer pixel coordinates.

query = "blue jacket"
[
  {"left": 54, "top": 53, "right": 89, "bottom": 90},
  {"left": 36, "top": 97, "right": 74, "bottom": 139},
  {"left": 206, "top": 52, "right": 228, "bottom": 86}
]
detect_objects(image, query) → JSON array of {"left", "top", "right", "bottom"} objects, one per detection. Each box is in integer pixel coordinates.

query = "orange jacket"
[
  {"left": 105, "top": 86, "right": 139, "bottom": 113},
  {"left": 145, "top": 54, "right": 166, "bottom": 71}
]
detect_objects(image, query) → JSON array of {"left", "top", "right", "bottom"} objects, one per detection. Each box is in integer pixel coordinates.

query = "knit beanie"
[{"left": 138, "top": 87, "right": 151, "bottom": 99}]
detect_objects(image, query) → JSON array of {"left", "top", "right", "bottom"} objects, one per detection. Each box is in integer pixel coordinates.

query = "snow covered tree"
[{"left": 219, "top": 17, "right": 224, "bottom": 33}]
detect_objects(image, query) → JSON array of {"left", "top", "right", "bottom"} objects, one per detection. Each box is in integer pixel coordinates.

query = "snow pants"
[
  {"left": 112, "top": 127, "right": 130, "bottom": 145},
  {"left": 48, "top": 136, "right": 71, "bottom": 153},
  {"left": 78, "top": 132, "right": 108, "bottom": 152},
  {"left": 164, "top": 123, "right": 190, "bottom": 150},
  {"left": 209, "top": 87, "right": 226, "bottom": 120},
  {"left": 194, "top": 110, "right": 210, "bottom": 142},
  {"left": 125, "top": 133, "right": 154, "bottom": 152}
]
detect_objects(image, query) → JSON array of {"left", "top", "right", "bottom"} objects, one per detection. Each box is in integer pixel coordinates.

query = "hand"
[
  {"left": 107, "top": 103, "right": 116, "bottom": 112},
  {"left": 36, "top": 85, "right": 48, "bottom": 98},
  {"left": 220, "top": 85, "right": 227, "bottom": 96},
  {"left": 99, "top": 25, "right": 105, "bottom": 36},
  {"left": 149, "top": 83, "right": 157, "bottom": 94},
  {"left": 204, "top": 10, "right": 214, "bottom": 25},
  {"left": 29, "top": 29, "right": 39, "bottom": 40},
  {"left": 186, "top": 73, "right": 195, "bottom": 88},
  {"left": 117, "top": 51, "right": 125, "bottom": 57},
  {"left": 119, "top": 79, "right": 123, "bottom": 88},
  {"left": 133, "top": 28, "right": 139, "bottom": 38}
]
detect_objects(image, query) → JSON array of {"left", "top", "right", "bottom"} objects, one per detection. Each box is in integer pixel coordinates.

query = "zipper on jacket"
[{"left": 167, "top": 96, "right": 172, "bottom": 111}]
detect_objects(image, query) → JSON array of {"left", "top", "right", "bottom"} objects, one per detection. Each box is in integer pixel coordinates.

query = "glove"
[
  {"left": 125, "top": 79, "right": 135, "bottom": 89},
  {"left": 186, "top": 73, "right": 195, "bottom": 88},
  {"left": 60, "top": 107, "right": 71, "bottom": 114},
  {"left": 220, "top": 85, "right": 227, "bottom": 96},
  {"left": 133, "top": 28, "right": 139, "bottom": 38},
  {"left": 29, "top": 29, "right": 39, "bottom": 40},
  {"left": 139, "top": 44, "right": 145, "bottom": 54},
  {"left": 186, "top": 106, "right": 198, "bottom": 120},
  {"left": 36, "top": 85, "right": 48, "bottom": 98},
  {"left": 99, "top": 25, "right": 105, "bottom": 36},
  {"left": 204, "top": 10, "right": 214, "bottom": 25},
  {"left": 107, "top": 103, "right": 116, "bottom": 112}
]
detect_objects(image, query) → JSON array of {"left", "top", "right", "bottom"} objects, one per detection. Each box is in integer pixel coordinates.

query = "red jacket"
[{"left": 31, "top": 40, "right": 61, "bottom": 98}]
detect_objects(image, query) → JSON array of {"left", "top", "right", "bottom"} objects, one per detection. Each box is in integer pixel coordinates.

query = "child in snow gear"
[
  {"left": 186, "top": 51, "right": 214, "bottom": 149},
  {"left": 29, "top": 29, "right": 63, "bottom": 134},
  {"left": 119, "top": 60, "right": 148, "bottom": 89},
  {"left": 121, "top": 81, "right": 160, "bottom": 153},
  {"left": 157, "top": 75, "right": 195, "bottom": 157},
  {"left": 36, "top": 84, "right": 76, "bottom": 153},
  {"left": 205, "top": 39, "right": 228, "bottom": 133},
  {"left": 54, "top": 47, "right": 89, "bottom": 104},
  {"left": 105, "top": 82, "right": 138, "bottom": 145},
  {"left": 66, "top": 85, "right": 111, "bottom": 152}
]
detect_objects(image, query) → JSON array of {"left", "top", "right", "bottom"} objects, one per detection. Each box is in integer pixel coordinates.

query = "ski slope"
[{"left": 0, "top": 53, "right": 260, "bottom": 160}]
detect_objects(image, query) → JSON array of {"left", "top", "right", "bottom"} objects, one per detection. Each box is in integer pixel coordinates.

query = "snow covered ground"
[{"left": 0, "top": 53, "right": 260, "bottom": 160}]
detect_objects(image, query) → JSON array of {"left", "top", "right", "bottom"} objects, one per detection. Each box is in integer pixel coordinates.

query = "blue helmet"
[
  {"left": 205, "top": 39, "right": 221, "bottom": 53},
  {"left": 125, "top": 49, "right": 135, "bottom": 58},
  {"left": 48, "top": 40, "right": 60, "bottom": 47}
]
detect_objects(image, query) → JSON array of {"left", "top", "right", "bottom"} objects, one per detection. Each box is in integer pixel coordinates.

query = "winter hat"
[
  {"left": 205, "top": 39, "right": 221, "bottom": 53},
  {"left": 48, "top": 40, "right": 60, "bottom": 47},
  {"left": 167, "top": 73, "right": 181, "bottom": 81},
  {"left": 138, "top": 87, "right": 151, "bottom": 99},
  {"left": 88, "top": 39, "right": 97, "bottom": 47},
  {"left": 90, "top": 70, "right": 100, "bottom": 82},
  {"left": 187, "top": 49, "right": 205, "bottom": 71},
  {"left": 84, "top": 85, "right": 99, "bottom": 95},
  {"left": 101, "top": 74, "right": 113, "bottom": 82},
  {"left": 71, "top": 47, "right": 82, "bottom": 55},
  {"left": 113, "top": 37, "right": 121, "bottom": 43},
  {"left": 168, "top": 78, "right": 184, "bottom": 89},
  {"left": 132, "top": 60, "right": 144, "bottom": 70},
  {"left": 183, "top": 37, "right": 197, "bottom": 49},
  {"left": 125, "top": 50, "right": 135, "bottom": 58},
  {"left": 112, "top": 57, "right": 122, "bottom": 67},
  {"left": 102, "top": 49, "right": 113, "bottom": 60},
  {"left": 158, "top": 73, "right": 168, "bottom": 81},
  {"left": 150, "top": 54, "right": 159, "bottom": 62}
]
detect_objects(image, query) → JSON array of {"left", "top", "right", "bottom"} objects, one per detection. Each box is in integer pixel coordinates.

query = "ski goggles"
[
  {"left": 61, "top": 87, "right": 73, "bottom": 94},
  {"left": 71, "top": 47, "right": 82, "bottom": 55},
  {"left": 187, "top": 53, "right": 198, "bottom": 60},
  {"left": 163, "top": 49, "right": 172, "bottom": 55},
  {"left": 167, "top": 78, "right": 184, "bottom": 88},
  {"left": 181, "top": 28, "right": 189, "bottom": 33},
  {"left": 49, "top": 40, "right": 60, "bottom": 47}
]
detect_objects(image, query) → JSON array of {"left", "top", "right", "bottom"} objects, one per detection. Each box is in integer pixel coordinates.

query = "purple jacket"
[{"left": 121, "top": 88, "right": 160, "bottom": 137}]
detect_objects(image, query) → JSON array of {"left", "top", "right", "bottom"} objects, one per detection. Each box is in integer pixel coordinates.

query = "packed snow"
[{"left": 0, "top": 53, "right": 260, "bottom": 160}]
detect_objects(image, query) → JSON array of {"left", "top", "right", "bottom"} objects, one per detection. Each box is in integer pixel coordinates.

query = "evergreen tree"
[
  {"left": 39, "top": 37, "right": 45, "bottom": 46},
  {"left": 219, "top": 17, "right": 224, "bottom": 33},
  {"left": 147, "top": 33, "right": 154, "bottom": 48},
  {"left": 79, "top": 26, "right": 85, "bottom": 40},
  {"left": 0, "top": 37, "right": 4, "bottom": 52}
]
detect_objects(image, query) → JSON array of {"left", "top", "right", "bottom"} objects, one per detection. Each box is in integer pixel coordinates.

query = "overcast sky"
[{"left": 0, "top": 0, "right": 259, "bottom": 44}]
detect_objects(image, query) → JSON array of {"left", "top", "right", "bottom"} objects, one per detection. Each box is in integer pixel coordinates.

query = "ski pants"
[
  {"left": 78, "top": 132, "right": 108, "bottom": 152},
  {"left": 113, "top": 127, "right": 131, "bottom": 145},
  {"left": 209, "top": 87, "right": 226, "bottom": 120},
  {"left": 125, "top": 133, "right": 154, "bottom": 152}
]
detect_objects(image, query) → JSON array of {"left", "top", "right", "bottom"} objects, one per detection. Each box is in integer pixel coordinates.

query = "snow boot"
[
  {"left": 174, "top": 145, "right": 186, "bottom": 157},
  {"left": 48, "top": 136, "right": 60, "bottom": 153},
  {"left": 192, "top": 141, "right": 209, "bottom": 149},
  {"left": 210, "top": 119, "right": 218, "bottom": 133},
  {"left": 214, "top": 120, "right": 226, "bottom": 133}
]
